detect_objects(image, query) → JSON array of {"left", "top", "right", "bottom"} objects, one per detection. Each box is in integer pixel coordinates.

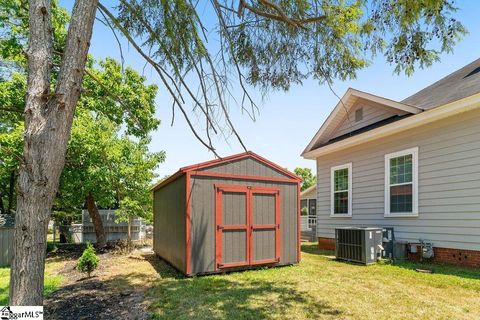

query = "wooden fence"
[{"left": 0, "top": 228, "right": 14, "bottom": 267}]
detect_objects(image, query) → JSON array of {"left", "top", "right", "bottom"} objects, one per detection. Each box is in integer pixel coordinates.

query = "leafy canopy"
[
  {"left": 104, "top": 0, "right": 466, "bottom": 153},
  {"left": 294, "top": 167, "right": 316, "bottom": 191},
  {"left": 0, "top": 0, "right": 164, "bottom": 219}
]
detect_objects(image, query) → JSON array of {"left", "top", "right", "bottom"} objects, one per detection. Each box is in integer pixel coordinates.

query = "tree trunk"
[
  {"left": 85, "top": 193, "right": 107, "bottom": 248},
  {"left": 9, "top": 0, "right": 98, "bottom": 305}
]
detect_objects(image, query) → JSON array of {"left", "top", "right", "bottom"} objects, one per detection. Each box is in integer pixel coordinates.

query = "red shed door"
[
  {"left": 215, "top": 185, "right": 249, "bottom": 269},
  {"left": 215, "top": 185, "right": 280, "bottom": 271},
  {"left": 250, "top": 187, "right": 281, "bottom": 265}
]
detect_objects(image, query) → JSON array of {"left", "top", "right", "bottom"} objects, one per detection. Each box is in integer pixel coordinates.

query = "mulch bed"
[{"left": 44, "top": 246, "right": 154, "bottom": 320}]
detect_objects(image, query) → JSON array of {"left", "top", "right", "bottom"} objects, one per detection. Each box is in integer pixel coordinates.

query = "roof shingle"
[{"left": 402, "top": 58, "right": 480, "bottom": 110}]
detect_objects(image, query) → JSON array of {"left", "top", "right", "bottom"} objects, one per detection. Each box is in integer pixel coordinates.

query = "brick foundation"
[
  {"left": 319, "top": 238, "right": 480, "bottom": 268},
  {"left": 408, "top": 245, "right": 480, "bottom": 268}
]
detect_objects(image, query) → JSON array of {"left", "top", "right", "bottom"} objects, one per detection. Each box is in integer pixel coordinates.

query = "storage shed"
[{"left": 152, "top": 151, "right": 301, "bottom": 275}]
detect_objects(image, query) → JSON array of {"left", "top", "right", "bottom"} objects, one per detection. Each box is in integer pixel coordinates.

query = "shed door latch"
[{"left": 217, "top": 225, "right": 224, "bottom": 231}]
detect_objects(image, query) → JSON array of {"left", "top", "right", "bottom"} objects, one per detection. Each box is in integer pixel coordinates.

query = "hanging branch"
[
  {"left": 238, "top": 0, "right": 326, "bottom": 28},
  {"left": 98, "top": 2, "right": 221, "bottom": 157}
]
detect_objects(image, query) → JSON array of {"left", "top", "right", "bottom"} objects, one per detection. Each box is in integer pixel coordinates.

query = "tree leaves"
[{"left": 294, "top": 167, "right": 316, "bottom": 191}]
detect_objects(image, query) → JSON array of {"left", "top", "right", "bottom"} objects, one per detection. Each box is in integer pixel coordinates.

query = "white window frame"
[
  {"left": 384, "top": 147, "right": 419, "bottom": 217},
  {"left": 330, "top": 163, "right": 352, "bottom": 217}
]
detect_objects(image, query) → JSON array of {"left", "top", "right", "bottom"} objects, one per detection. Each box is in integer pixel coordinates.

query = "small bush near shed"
[{"left": 77, "top": 242, "right": 99, "bottom": 278}]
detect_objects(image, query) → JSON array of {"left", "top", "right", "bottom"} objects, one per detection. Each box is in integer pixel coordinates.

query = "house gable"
[
  {"left": 303, "top": 89, "right": 421, "bottom": 154},
  {"left": 330, "top": 100, "right": 409, "bottom": 140}
]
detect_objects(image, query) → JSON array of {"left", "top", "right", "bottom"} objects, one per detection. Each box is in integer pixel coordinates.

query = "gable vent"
[{"left": 355, "top": 108, "right": 363, "bottom": 122}]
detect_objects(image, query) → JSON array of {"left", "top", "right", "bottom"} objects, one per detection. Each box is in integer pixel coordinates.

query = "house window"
[
  {"left": 300, "top": 199, "right": 308, "bottom": 215},
  {"left": 330, "top": 163, "right": 352, "bottom": 216},
  {"left": 385, "top": 147, "right": 418, "bottom": 216}
]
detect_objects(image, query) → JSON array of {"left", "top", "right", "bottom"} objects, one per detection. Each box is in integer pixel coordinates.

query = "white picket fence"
[{"left": 301, "top": 215, "right": 316, "bottom": 231}]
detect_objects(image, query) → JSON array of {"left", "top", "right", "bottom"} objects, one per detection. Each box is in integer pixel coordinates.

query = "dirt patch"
[{"left": 44, "top": 248, "right": 161, "bottom": 320}]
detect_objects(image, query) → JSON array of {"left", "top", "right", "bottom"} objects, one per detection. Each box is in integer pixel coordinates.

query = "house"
[
  {"left": 300, "top": 185, "right": 317, "bottom": 240},
  {"left": 302, "top": 59, "right": 480, "bottom": 267},
  {"left": 0, "top": 214, "right": 15, "bottom": 267},
  {"left": 71, "top": 209, "right": 145, "bottom": 244},
  {"left": 151, "top": 151, "right": 301, "bottom": 275}
]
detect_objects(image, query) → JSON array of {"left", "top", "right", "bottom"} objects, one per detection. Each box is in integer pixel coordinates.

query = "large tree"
[
  {"left": 58, "top": 109, "right": 163, "bottom": 247},
  {"left": 0, "top": 1, "right": 161, "bottom": 248},
  {"left": 3, "top": 0, "right": 466, "bottom": 305}
]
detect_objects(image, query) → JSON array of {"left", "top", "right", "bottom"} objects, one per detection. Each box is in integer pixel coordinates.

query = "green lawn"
[
  {"left": 148, "top": 243, "right": 480, "bottom": 319},
  {"left": 0, "top": 262, "right": 64, "bottom": 305}
]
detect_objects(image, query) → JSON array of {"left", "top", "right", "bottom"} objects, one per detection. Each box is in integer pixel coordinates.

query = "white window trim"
[
  {"left": 384, "top": 147, "right": 419, "bottom": 217},
  {"left": 330, "top": 163, "right": 352, "bottom": 217}
]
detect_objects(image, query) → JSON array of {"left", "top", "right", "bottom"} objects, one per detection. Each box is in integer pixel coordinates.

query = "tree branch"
[
  {"left": 0, "top": 107, "right": 23, "bottom": 113},
  {"left": 97, "top": 2, "right": 220, "bottom": 157},
  {"left": 83, "top": 68, "right": 146, "bottom": 133},
  {"left": 238, "top": 0, "right": 326, "bottom": 28}
]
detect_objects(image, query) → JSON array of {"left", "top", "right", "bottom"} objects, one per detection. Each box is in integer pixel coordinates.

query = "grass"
[
  {"left": 1, "top": 243, "right": 479, "bottom": 318},
  {"left": 0, "top": 261, "right": 64, "bottom": 305},
  {"left": 147, "top": 243, "right": 480, "bottom": 319}
]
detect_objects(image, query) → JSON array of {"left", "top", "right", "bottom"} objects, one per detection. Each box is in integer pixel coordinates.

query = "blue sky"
[{"left": 61, "top": 1, "right": 480, "bottom": 178}]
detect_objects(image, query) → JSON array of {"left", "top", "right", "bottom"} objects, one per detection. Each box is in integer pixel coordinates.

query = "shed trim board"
[
  {"left": 153, "top": 151, "right": 301, "bottom": 275},
  {"left": 297, "top": 181, "right": 301, "bottom": 262},
  {"left": 185, "top": 171, "right": 191, "bottom": 275}
]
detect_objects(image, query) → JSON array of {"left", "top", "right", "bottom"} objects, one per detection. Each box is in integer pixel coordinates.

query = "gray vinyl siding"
[
  {"left": 153, "top": 175, "right": 186, "bottom": 272},
  {"left": 331, "top": 103, "right": 407, "bottom": 139},
  {"left": 200, "top": 157, "right": 290, "bottom": 179},
  {"left": 189, "top": 176, "right": 298, "bottom": 274},
  {"left": 316, "top": 108, "right": 480, "bottom": 250}
]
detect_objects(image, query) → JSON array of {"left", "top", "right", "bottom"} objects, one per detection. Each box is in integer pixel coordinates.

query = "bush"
[
  {"left": 46, "top": 241, "right": 57, "bottom": 253},
  {"left": 77, "top": 242, "right": 100, "bottom": 277},
  {"left": 301, "top": 207, "right": 308, "bottom": 216}
]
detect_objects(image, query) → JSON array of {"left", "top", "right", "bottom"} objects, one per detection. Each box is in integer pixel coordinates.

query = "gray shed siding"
[
  {"left": 200, "top": 157, "right": 290, "bottom": 179},
  {"left": 316, "top": 108, "right": 480, "bottom": 250},
  {"left": 189, "top": 176, "right": 298, "bottom": 274},
  {"left": 331, "top": 102, "right": 407, "bottom": 139},
  {"left": 153, "top": 175, "right": 186, "bottom": 272}
]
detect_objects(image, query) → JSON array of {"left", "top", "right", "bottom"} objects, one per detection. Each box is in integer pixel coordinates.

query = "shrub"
[
  {"left": 77, "top": 242, "right": 100, "bottom": 278},
  {"left": 301, "top": 207, "right": 308, "bottom": 216},
  {"left": 46, "top": 242, "right": 57, "bottom": 253}
]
